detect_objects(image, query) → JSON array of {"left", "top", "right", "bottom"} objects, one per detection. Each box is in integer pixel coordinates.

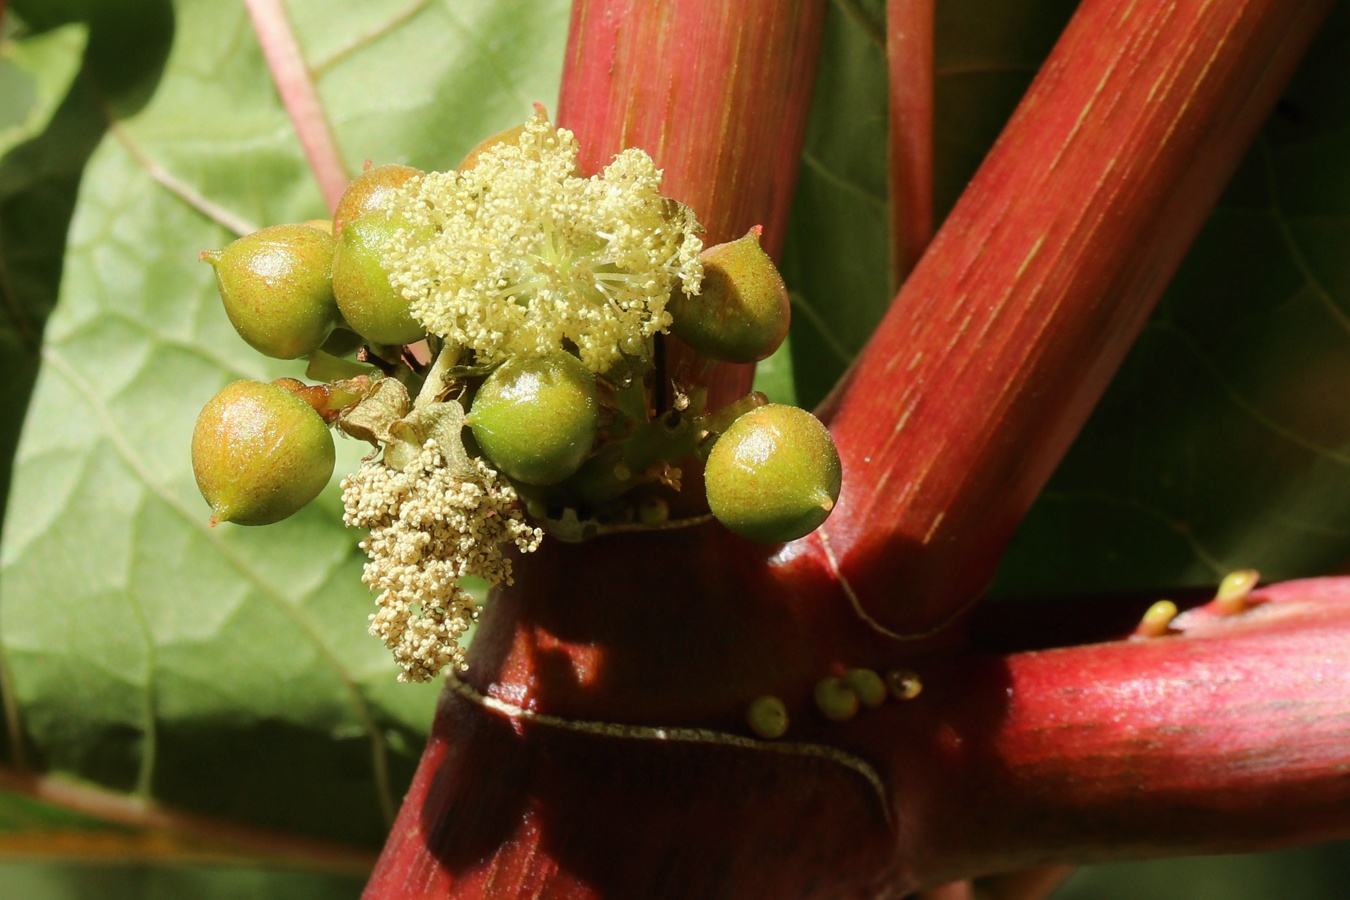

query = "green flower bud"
[
  {"left": 331, "top": 212, "right": 427, "bottom": 346},
  {"left": 667, "top": 227, "right": 789, "bottom": 363},
  {"left": 468, "top": 353, "right": 599, "bottom": 486},
  {"left": 192, "top": 380, "right": 336, "bottom": 526},
  {"left": 200, "top": 224, "right": 339, "bottom": 360},
  {"left": 704, "top": 403, "right": 841, "bottom": 543},
  {"left": 813, "top": 676, "right": 859, "bottom": 723},
  {"left": 746, "top": 695, "right": 789, "bottom": 740},
  {"left": 843, "top": 668, "right": 887, "bottom": 708},
  {"left": 332, "top": 163, "right": 421, "bottom": 237}
]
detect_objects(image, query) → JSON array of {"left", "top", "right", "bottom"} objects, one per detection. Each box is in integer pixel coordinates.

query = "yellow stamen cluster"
[
  {"left": 341, "top": 441, "right": 542, "bottom": 682},
  {"left": 384, "top": 111, "right": 704, "bottom": 372}
]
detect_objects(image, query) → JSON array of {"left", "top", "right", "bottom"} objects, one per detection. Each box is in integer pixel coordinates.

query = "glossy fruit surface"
[
  {"left": 704, "top": 403, "right": 841, "bottom": 543},
  {"left": 331, "top": 213, "right": 426, "bottom": 346},
  {"left": 332, "top": 163, "right": 421, "bottom": 237},
  {"left": 192, "top": 380, "right": 335, "bottom": 526},
  {"left": 468, "top": 354, "right": 599, "bottom": 485},
  {"left": 202, "top": 224, "right": 339, "bottom": 359},
  {"left": 667, "top": 228, "right": 790, "bottom": 363}
]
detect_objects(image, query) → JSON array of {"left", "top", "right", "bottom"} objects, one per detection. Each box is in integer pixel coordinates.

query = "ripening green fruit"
[
  {"left": 468, "top": 354, "right": 599, "bottom": 485},
  {"left": 192, "top": 380, "right": 335, "bottom": 526},
  {"left": 332, "top": 163, "right": 421, "bottom": 237},
  {"left": 331, "top": 212, "right": 427, "bottom": 346},
  {"left": 667, "top": 227, "right": 790, "bottom": 363},
  {"left": 201, "top": 224, "right": 339, "bottom": 359},
  {"left": 705, "top": 403, "right": 841, "bottom": 543}
]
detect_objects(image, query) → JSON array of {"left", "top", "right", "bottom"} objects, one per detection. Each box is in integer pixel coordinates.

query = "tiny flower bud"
[
  {"left": 885, "top": 669, "right": 923, "bottom": 701},
  {"left": 1215, "top": 569, "right": 1259, "bottom": 615},
  {"left": 1134, "top": 599, "right": 1178, "bottom": 637},
  {"left": 813, "top": 676, "right": 859, "bottom": 722},
  {"left": 332, "top": 163, "right": 422, "bottom": 237},
  {"left": 843, "top": 668, "right": 887, "bottom": 708},
  {"left": 746, "top": 695, "right": 789, "bottom": 740},
  {"left": 332, "top": 212, "right": 428, "bottom": 346}
]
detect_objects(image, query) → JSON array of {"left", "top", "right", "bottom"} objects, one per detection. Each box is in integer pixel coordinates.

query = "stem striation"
[{"left": 820, "top": 0, "right": 1334, "bottom": 634}]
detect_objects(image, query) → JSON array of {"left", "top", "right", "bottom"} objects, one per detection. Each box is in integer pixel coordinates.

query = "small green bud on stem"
[
  {"left": 843, "top": 668, "right": 887, "bottom": 708},
  {"left": 1134, "top": 599, "right": 1179, "bottom": 637},
  {"left": 332, "top": 163, "right": 422, "bottom": 237},
  {"left": 813, "top": 676, "right": 860, "bottom": 722},
  {"left": 332, "top": 212, "right": 428, "bottom": 346},
  {"left": 468, "top": 353, "right": 600, "bottom": 485},
  {"left": 704, "top": 404, "right": 841, "bottom": 543},
  {"left": 191, "top": 380, "right": 335, "bottom": 526},
  {"left": 201, "top": 224, "right": 340, "bottom": 360},
  {"left": 746, "top": 695, "right": 790, "bottom": 739},
  {"left": 667, "top": 226, "right": 790, "bottom": 363}
]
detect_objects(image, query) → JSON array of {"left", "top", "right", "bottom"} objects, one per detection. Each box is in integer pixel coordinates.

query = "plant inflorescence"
[{"left": 190, "top": 111, "right": 841, "bottom": 682}]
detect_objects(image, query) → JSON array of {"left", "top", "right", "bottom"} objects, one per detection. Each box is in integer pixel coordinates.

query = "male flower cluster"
[
  {"left": 341, "top": 442, "right": 542, "bottom": 682},
  {"left": 383, "top": 110, "right": 704, "bottom": 372}
]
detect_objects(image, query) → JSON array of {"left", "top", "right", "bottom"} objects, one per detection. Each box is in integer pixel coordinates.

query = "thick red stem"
[
  {"left": 886, "top": 0, "right": 935, "bottom": 288},
  {"left": 895, "top": 577, "right": 1350, "bottom": 886},
  {"left": 820, "top": 0, "right": 1333, "bottom": 634},
  {"left": 557, "top": 0, "right": 826, "bottom": 407}
]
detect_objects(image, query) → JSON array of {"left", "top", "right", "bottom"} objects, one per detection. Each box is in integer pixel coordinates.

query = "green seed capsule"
[
  {"left": 192, "top": 380, "right": 335, "bottom": 526},
  {"left": 667, "top": 227, "right": 790, "bottom": 363},
  {"left": 331, "top": 212, "right": 427, "bottom": 346},
  {"left": 201, "top": 224, "right": 339, "bottom": 360},
  {"left": 746, "top": 695, "right": 789, "bottom": 739},
  {"left": 332, "top": 163, "right": 421, "bottom": 237},
  {"left": 704, "top": 404, "right": 841, "bottom": 543},
  {"left": 468, "top": 354, "right": 599, "bottom": 485}
]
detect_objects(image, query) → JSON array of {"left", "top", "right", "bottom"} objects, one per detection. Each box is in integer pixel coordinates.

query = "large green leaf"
[{"left": 0, "top": 0, "right": 568, "bottom": 853}]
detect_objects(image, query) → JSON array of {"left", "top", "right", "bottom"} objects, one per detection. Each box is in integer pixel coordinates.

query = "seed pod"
[
  {"left": 201, "top": 224, "right": 339, "bottom": 360},
  {"left": 704, "top": 403, "right": 841, "bottom": 543},
  {"left": 331, "top": 212, "right": 427, "bottom": 346},
  {"left": 468, "top": 354, "right": 599, "bottom": 486},
  {"left": 192, "top": 380, "right": 335, "bottom": 526},
  {"left": 332, "top": 163, "right": 421, "bottom": 237},
  {"left": 667, "top": 227, "right": 790, "bottom": 363}
]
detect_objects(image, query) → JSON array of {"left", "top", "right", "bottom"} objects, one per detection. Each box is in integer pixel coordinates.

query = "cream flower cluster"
[
  {"left": 384, "top": 111, "right": 704, "bottom": 372},
  {"left": 341, "top": 441, "right": 542, "bottom": 682}
]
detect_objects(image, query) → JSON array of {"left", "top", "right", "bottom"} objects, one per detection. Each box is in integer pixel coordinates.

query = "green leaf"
[{"left": 0, "top": 0, "right": 569, "bottom": 854}]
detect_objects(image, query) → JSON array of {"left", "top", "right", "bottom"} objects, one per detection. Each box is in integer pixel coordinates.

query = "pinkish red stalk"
[
  {"left": 558, "top": 0, "right": 826, "bottom": 408},
  {"left": 245, "top": 0, "right": 349, "bottom": 212},
  {"left": 886, "top": 0, "right": 935, "bottom": 288},
  {"left": 820, "top": 0, "right": 1334, "bottom": 635},
  {"left": 895, "top": 577, "right": 1350, "bottom": 887}
]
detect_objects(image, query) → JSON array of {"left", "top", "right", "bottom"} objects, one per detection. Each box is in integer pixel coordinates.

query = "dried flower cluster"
[
  {"left": 384, "top": 110, "right": 704, "bottom": 372},
  {"left": 341, "top": 441, "right": 542, "bottom": 682}
]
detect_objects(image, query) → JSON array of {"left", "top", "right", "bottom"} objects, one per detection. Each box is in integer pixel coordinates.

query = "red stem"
[
  {"left": 820, "top": 0, "right": 1333, "bottom": 634},
  {"left": 244, "top": 0, "right": 350, "bottom": 212},
  {"left": 557, "top": 0, "right": 826, "bottom": 408},
  {"left": 886, "top": 0, "right": 935, "bottom": 289},
  {"left": 897, "top": 577, "right": 1350, "bottom": 886}
]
